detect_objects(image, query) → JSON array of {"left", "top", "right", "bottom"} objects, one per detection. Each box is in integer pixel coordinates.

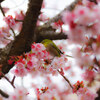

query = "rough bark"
[
  {"left": 0, "top": 0, "right": 81, "bottom": 78},
  {"left": 0, "top": 0, "right": 43, "bottom": 77}
]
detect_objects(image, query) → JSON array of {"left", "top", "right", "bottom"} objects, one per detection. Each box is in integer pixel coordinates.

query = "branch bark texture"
[
  {"left": 0, "top": 0, "right": 81, "bottom": 78},
  {"left": 0, "top": 0, "right": 43, "bottom": 77}
]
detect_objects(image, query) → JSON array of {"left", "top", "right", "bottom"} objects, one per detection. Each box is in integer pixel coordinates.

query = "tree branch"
[
  {"left": 8, "top": 0, "right": 43, "bottom": 56},
  {"left": 0, "top": 3, "right": 5, "bottom": 16},
  {"left": 34, "top": 0, "right": 81, "bottom": 42},
  {"left": 0, "top": 0, "right": 81, "bottom": 78},
  {"left": 0, "top": 0, "right": 4, "bottom": 3},
  {"left": 0, "top": 0, "right": 43, "bottom": 78},
  {"left": 0, "top": 89, "right": 9, "bottom": 98},
  {"left": 96, "top": 89, "right": 100, "bottom": 100},
  {"left": 40, "top": 0, "right": 81, "bottom": 27},
  {"left": 35, "top": 30, "right": 67, "bottom": 42},
  {"left": 1, "top": 72, "right": 15, "bottom": 88}
]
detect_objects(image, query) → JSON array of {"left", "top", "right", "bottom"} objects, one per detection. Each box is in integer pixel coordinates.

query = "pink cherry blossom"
[
  {"left": 8, "top": 87, "right": 29, "bottom": 100},
  {"left": 13, "top": 62, "right": 27, "bottom": 77},
  {"left": 82, "top": 69, "right": 96, "bottom": 82},
  {"left": 77, "top": 88, "right": 98, "bottom": 100},
  {"left": 4, "top": 15, "right": 16, "bottom": 28}
]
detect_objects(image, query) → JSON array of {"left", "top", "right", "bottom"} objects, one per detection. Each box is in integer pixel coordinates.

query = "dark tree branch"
[
  {"left": 35, "top": 26, "right": 67, "bottom": 42},
  {"left": 0, "top": 0, "right": 81, "bottom": 78},
  {"left": 0, "top": 3, "right": 5, "bottom": 16},
  {"left": 34, "top": 0, "right": 81, "bottom": 42},
  {"left": 0, "top": 0, "right": 43, "bottom": 78},
  {"left": 1, "top": 72, "right": 15, "bottom": 88},
  {"left": 9, "top": 0, "right": 43, "bottom": 56},
  {"left": 38, "top": 32, "right": 67, "bottom": 42},
  {"left": 96, "top": 89, "right": 100, "bottom": 100},
  {"left": 0, "top": 89, "right": 9, "bottom": 98},
  {"left": 0, "top": 0, "right": 4, "bottom": 3}
]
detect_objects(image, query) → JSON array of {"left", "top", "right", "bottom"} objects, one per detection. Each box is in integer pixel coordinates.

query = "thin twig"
[
  {"left": 65, "top": 54, "right": 74, "bottom": 58},
  {"left": 1, "top": 72, "right": 15, "bottom": 88},
  {"left": 0, "top": 89, "right": 9, "bottom": 98},
  {"left": 9, "top": 26, "right": 16, "bottom": 39},
  {"left": 0, "top": 3, "right": 5, "bottom": 16},
  {"left": 15, "top": 19, "right": 23, "bottom": 22},
  {"left": 11, "top": 75, "right": 16, "bottom": 85},
  {"left": 57, "top": 70, "right": 73, "bottom": 89}
]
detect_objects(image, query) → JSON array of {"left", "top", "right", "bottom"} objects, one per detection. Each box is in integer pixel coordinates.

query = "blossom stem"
[
  {"left": 65, "top": 54, "right": 73, "bottom": 58},
  {"left": 15, "top": 19, "right": 23, "bottom": 22},
  {"left": 57, "top": 70, "right": 73, "bottom": 89},
  {"left": 11, "top": 75, "right": 16, "bottom": 85},
  {"left": 10, "top": 26, "right": 16, "bottom": 39}
]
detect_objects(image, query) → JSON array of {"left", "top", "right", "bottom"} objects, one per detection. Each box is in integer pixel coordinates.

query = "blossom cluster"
[
  {"left": 73, "top": 81, "right": 84, "bottom": 93},
  {"left": 62, "top": 0, "right": 100, "bottom": 74},
  {"left": 7, "top": 87, "right": 29, "bottom": 100},
  {"left": 62, "top": 0, "right": 100, "bottom": 44},
  {"left": 36, "top": 87, "right": 60, "bottom": 100},
  {"left": 35, "top": 81, "right": 71, "bottom": 100},
  {"left": 0, "top": 27, "right": 11, "bottom": 45},
  {"left": 10, "top": 43, "right": 67, "bottom": 77},
  {"left": 76, "top": 87, "right": 98, "bottom": 100},
  {"left": 82, "top": 69, "right": 96, "bottom": 82},
  {"left": 51, "top": 20, "right": 64, "bottom": 32},
  {"left": 73, "top": 81, "right": 98, "bottom": 100},
  {"left": 4, "top": 11, "right": 25, "bottom": 32},
  {"left": 0, "top": 11, "right": 25, "bottom": 46},
  {"left": 4, "top": 15, "right": 15, "bottom": 28}
]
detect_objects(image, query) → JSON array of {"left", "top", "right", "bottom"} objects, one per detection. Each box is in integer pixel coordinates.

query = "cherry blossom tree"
[{"left": 0, "top": 0, "right": 100, "bottom": 99}]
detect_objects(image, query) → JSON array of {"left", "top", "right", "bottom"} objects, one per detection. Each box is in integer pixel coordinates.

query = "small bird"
[{"left": 41, "top": 39, "right": 63, "bottom": 57}]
